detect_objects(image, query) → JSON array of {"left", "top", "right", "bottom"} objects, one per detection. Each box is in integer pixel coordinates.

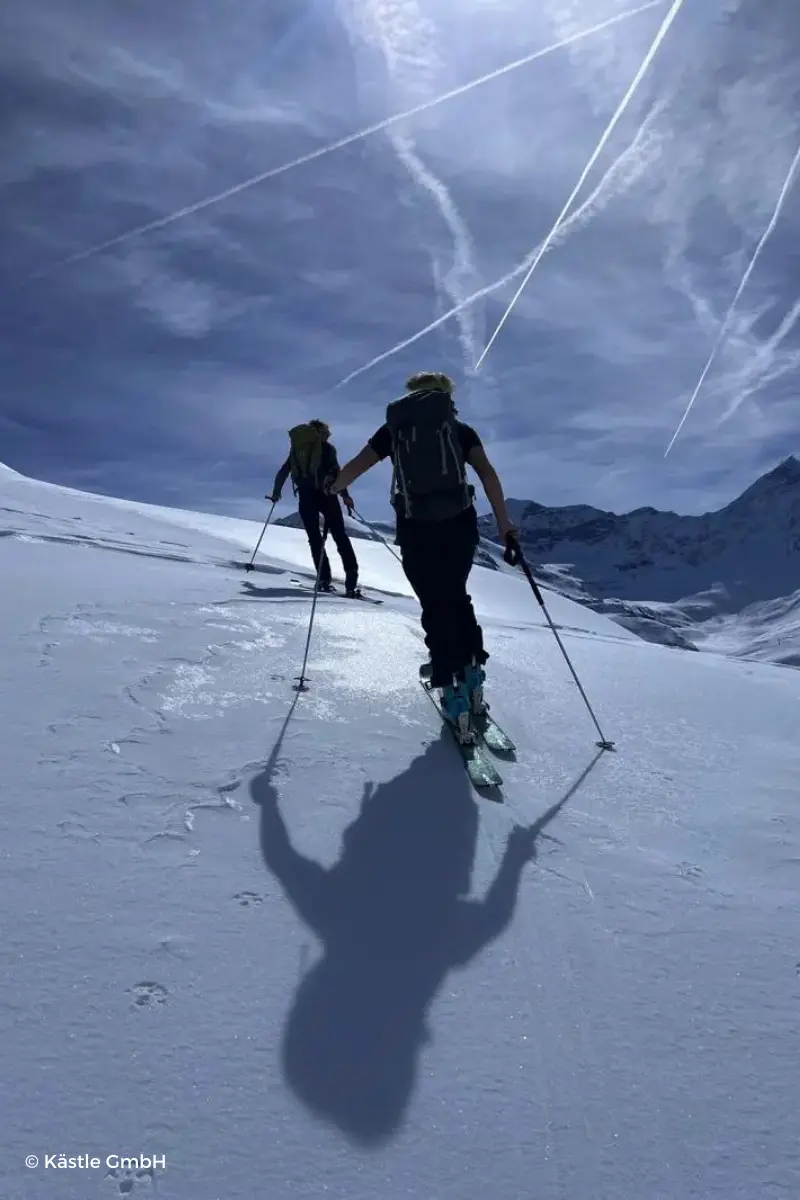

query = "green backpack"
[{"left": 288, "top": 424, "right": 326, "bottom": 489}]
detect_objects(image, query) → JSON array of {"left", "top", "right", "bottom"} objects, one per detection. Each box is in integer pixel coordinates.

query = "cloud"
[
  {"left": 3, "top": 0, "right": 800, "bottom": 524},
  {"left": 664, "top": 140, "right": 800, "bottom": 454},
  {"left": 336, "top": 99, "right": 664, "bottom": 388},
  {"left": 476, "top": 0, "right": 686, "bottom": 370},
  {"left": 339, "top": 0, "right": 484, "bottom": 369}
]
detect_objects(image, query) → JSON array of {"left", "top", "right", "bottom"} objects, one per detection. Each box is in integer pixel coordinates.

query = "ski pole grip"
[{"left": 502, "top": 531, "right": 522, "bottom": 566}]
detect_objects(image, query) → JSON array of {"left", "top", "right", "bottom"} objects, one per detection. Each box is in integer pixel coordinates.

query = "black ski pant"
[
  {"left": 297, "top": 490, "right": 359, "bottom": 589},
  {"left": 400, "top": 527, "right": 486, "bottom": 688}
]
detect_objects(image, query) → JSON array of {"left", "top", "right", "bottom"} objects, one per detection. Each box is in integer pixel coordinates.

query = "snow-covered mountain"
[
  {"left": 3, "top": 460, "right": 798, "bottom": 1199},
  {"left": 275, "top": 509, "right": 503, "bottom": 570},
  {"left": 275, "top": 509, "right": 391, "bottom": 542},
  {"left": 479, "top": 456, "right": 800, "bottom": 662}
]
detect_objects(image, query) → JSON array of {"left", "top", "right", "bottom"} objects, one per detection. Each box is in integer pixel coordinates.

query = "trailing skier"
[
  {"left": 269, "top": 420, "right": 361, "bottom": 596},
  {"left": 329, "top": 372, "right": 518, "bottom": 743}
]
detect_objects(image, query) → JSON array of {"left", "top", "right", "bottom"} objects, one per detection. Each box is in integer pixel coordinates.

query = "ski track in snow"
[{"left": 1, "top": 465, "right": 799, "bottom": 1199}]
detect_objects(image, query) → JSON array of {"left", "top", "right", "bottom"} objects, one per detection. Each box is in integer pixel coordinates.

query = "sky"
[{"left": 2, "top": 0, "right": 800, "bottom": 523}]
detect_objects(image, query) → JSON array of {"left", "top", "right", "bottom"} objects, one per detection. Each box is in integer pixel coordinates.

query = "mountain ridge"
[{"left": 478, "top": 455, "right": 800, "bottom": 661}]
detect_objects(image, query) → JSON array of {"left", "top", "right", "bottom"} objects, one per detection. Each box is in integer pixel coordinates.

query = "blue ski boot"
[
  {"left": 440, "top": 680, "right": 476, "bottom": 745},
  {"left": 462, "top": 658, "right": 488, "bottom": 717}
]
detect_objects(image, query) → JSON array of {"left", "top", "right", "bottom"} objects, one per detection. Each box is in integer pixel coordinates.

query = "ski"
[
  {"left": 421, "top": 682, "right": 503, "bottom": 790},
  {"left": 419, "top": 662, "right": 515, "bottom": 755},
  {"left": 474, "top": 711, "right": 516, "bottom": 755},
  {"left": 343, "top": 591, "right": 383, "bottom": 606},
  {"left": 290, "top": 579, "right": 383, "bottom": 604}
]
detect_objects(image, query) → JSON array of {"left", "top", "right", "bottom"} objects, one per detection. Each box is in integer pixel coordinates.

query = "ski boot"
[
  {"left": 317, "top": 580, "right": 335, "bottom": 593},
  {"left": 440, "top": 680, "right": 477, "bottom": 745},
  {"left": 462, "top": 657, "right": 488, "bottom": 718},
  {"left": 345, "top": 584, "right": 362, "bottom": 599}
]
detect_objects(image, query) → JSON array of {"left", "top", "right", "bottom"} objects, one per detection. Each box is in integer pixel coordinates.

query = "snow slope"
[
  {"left": 2, "top": 465, "right": 799, "bottom": 1200},
  {"left": 694, "top": 588, "right": 800, "bottom": 666}
]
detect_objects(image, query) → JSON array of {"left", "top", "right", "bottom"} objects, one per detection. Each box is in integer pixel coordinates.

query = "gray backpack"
[{"left": 385, "top": 389, "right": 472, "bottom": 521}]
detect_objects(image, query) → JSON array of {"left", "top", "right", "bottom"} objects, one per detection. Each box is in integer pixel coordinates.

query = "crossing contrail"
[
  {"left": 474, "top": 0, "right": 684, "bottom": 370},
  {"left": 664, "top": 140, "right": 800, "bottom": 455},
  {"left": 25, "top": 0, "right": 666, "bottom": 283},
  {"left": 336, "top": 107, "right": 661, "bottom": 388}
]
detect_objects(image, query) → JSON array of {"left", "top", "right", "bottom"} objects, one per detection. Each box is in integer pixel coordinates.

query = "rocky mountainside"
[
  {"left": 479, "top": 457, "right": 800, "bottom": 607},
  {"left": 477, "top": 456, "right": 800, "bottom": 658}
]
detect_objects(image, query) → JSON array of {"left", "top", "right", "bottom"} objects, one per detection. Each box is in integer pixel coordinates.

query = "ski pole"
[
  {"left": 245, "top": 499, "right": 277, "bottom": 572},
  {"left": 351, "top": 508, "right": 404, "bottom": 567},
  {"left": 294, "top": 522, "right": 329, "bottom": 692},
  {"left": 514, "top": 545, "right": 615, "bottom": 751}
]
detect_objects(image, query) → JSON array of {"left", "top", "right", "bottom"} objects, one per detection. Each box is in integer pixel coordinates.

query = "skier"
[
  {"left": 269, "top": 419, "right": 361, "bottom": 597},
  {"left": 328, "top": 372, "right": 518, "bottom": 742}
]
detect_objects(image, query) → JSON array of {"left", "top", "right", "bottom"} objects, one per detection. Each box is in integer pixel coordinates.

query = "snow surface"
[{"left": 2, "top": 465, "right": 799, "bottom": 1200}]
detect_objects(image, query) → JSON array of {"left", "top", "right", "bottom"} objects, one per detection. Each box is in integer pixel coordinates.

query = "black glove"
[
  {"left": 503, "top": 531, "right": 522, "bottom": 567},
  {"left": 265, "top": 493, "right": 279, "bottom": 503}
]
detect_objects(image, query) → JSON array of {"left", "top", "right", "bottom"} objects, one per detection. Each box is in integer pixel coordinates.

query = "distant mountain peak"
[
  {"left": 478, "top": 452, "right": 800, "bottom": 619},
  {"left": 730, "top": 455, "right": 800, "bottom": 509},
  {"left": 770, "top": 455, "right": 800, "bottom": 480}
]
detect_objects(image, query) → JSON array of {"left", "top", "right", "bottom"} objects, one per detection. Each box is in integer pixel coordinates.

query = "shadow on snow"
[{"left": 248, "top": 705, "right": 587, "bottom": 1147}]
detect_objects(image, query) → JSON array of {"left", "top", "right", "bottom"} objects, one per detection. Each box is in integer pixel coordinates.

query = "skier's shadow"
[{"left": 250, "top": 732, "right": 544, "bottom": 1147}]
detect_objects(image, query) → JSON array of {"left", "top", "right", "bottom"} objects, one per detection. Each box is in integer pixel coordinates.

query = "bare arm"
[
  {"left": 326, "top": 443, "right": 352, "bottom": 504},
  {"left": 329, "top": 444, "right": 380, "bottom": 494},
  {"left": 450, "top": 826, "right": 537, "bottom": 966},
  {"left": 467, "top": 445, "right": 515, "bottom": 539},
  {"left": 270, "top": 457, "right": 291, "bottom": 500}
]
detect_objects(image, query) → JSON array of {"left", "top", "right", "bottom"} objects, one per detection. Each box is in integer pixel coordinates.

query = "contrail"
[
  {"left": 664, "top": 141, "right": 800, "bottom": 456},
  {"left": 336, "top": 110, "right": 660, "bottom": 388},
  {"left": 474, "top": 0, "right": 684, "bottom": 371},
  {"left": 709, "top": 294, "right": 800, "bottom": 425},
  {"left": 391, "top": 132, "right": 482, "bottom": 364},
  {"left": 361, "top": 0, "right": 482, "bottom": 365},
  {"left": 726, "top": 296, "right": 800, "bottom": 415},
  {"left": 25, "top": 0, "right": 665, "bottom": 283}
]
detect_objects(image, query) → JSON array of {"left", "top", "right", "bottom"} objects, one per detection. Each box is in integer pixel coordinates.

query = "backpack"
[
  {"left": 385, "top": 389, "right": 472, "bottom": 521},
  {"left": 288, "top": 424, "right": 326, "bottom": 490}
]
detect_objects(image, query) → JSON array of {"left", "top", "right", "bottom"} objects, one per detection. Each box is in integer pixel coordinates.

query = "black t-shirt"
[{"left": 367, "top": 420, "right": 482, "bottom": 543}]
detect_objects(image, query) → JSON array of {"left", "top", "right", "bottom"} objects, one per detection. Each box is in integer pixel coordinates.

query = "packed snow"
[{"left": 2, "top": 464, "right": 799, "bottom": 1200}]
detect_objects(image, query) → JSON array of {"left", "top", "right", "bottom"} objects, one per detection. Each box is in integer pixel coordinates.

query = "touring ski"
[
  {"left": 290, "top": 579, "right": 383, "bottom": 604},
  {"left": 474, "top": 711, "right": 516, "bottom": 754},
  {"left": 419, "top": 662, "right": 515, "bottom": 755},
  {"left": 343, "top": 591, "right": 383, "bottom": 606},
  {"left": 420, "top": 682, "right": 503, "bottom": 790}
]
